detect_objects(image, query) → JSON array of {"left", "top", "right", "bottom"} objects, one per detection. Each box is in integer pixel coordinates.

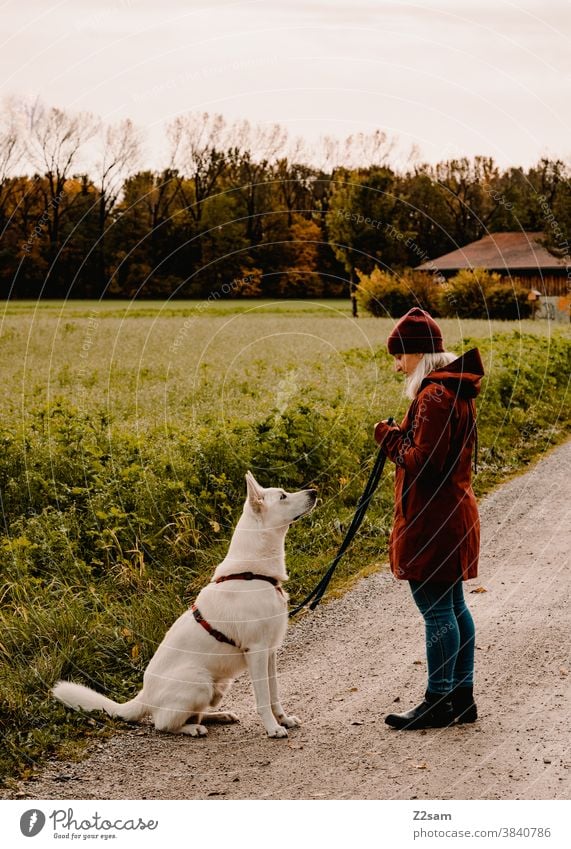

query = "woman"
[{"left": 374, "top": 307, "right": 484, "bottom": 731}]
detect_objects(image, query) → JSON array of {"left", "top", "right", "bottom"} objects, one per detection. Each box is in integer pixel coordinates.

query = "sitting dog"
[{"left": 53, "top": 471, "right": 317, "bottom": 738}]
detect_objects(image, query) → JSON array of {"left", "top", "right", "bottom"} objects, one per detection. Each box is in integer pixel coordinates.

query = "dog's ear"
[{"left": 245, "top": 470, "right": 265, "bottom": 513}]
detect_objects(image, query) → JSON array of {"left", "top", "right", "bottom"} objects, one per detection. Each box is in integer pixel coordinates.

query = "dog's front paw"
[
  {"left": 267, "top": 725, "right": 289, "bottom": 738},
  {"left": 221, "top": 711, "right": 240, "bottom": 724},
  {"left": 180, "top": 723, "right": 208, "bottom": 737},
  {"left": 205, "top": 711, "right": 240, "bottom": 724},
  {"left": 277, "top": 714, "right": 301, "bottom": 728}
]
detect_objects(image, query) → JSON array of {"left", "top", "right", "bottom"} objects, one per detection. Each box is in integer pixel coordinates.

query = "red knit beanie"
[{"left": 387, "top": 307, "right": 444, "bottom": 354}]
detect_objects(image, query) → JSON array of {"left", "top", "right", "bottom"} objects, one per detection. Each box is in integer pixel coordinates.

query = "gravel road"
[{"left": 5, "top": 439, "right": 571, "bottom": 800}]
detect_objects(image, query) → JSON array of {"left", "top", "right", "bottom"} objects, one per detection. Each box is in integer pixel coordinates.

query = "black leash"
[{"left": 289, "top": 417, "right": 394, "bottom": 618}]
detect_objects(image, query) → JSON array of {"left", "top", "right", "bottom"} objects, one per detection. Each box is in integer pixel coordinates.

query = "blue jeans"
[{"left": 408, "top": 579, "right": 476, "bottom": 694}]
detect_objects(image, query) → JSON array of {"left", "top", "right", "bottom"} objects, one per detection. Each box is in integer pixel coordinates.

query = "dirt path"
[{"left": 5, "top": 440, "right": 571, "bottom": 801}]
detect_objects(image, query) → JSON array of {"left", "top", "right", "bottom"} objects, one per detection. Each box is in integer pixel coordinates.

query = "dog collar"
[
  {"left": 214, "top": 571, "right": 283, "bottom": 595},
  {"left": 191, "top": 604, "right": 240, "bottom": 649}
]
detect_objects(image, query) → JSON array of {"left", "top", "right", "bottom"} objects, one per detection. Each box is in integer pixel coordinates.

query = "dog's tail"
[{"left": 52, "top": 680, "right": 146, "bottom": 722}]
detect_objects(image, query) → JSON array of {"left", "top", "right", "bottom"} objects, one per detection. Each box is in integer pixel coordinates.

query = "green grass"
[
  {"left": 0, "top": 299, "right": 569, "bottom": 786},
  {"left": 0, "top": 298, "right": 562, "bottom": 426}
]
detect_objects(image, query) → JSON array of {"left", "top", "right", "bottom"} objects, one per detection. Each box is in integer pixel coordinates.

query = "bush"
[
  {"left": 437, "top": 268, "right": 532, "bottom": 319},
  {"left": 355, "top": 267, "right": 440, "bottom": 317},
  {"left": 486, "top": 283, "right": 532, "bottom": 320}
]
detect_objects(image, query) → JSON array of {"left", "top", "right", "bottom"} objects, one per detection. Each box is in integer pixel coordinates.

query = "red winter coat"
[{"left": 374, "top": 348, "right": 484, "bottom": 584}]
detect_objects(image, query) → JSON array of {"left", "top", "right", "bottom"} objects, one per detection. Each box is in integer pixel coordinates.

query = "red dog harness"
[
  {"left": 191, "top": 604, "right": 240, "bottom": 648},
  {"left": 191, "top": 572, "right": 285, "bottom": 649}
]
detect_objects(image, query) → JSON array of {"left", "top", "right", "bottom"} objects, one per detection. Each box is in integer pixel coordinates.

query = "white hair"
[{"left": 405, "top": 351, "right": 458, "bottom": 400}]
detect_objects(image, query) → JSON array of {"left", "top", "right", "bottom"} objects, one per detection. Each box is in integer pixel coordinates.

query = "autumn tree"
[
  {"left": 429, "top": 156, "right": 502, "bottom": 244},
  {"left": 93, "top": 119, "right": 141, "bottom": 288},
  {"left": 326, "top": 167, "right": 401, "bottom": 278},
  {"left": 0, "top": 104, "right": 23, "bottom": 234},
  {"left": 279, "top": 214, "right": 324, "bottom": 296},
  {"left": 109, "top": 170, "right": 185, "bottom": 297},
  {"left": 227, "top": 119, "right": 288, "bottom": 246},
  {"left": 24, "top": 102, "right": 98, "bottom": 239}
]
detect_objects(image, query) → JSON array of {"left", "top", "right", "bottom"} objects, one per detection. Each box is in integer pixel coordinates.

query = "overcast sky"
[{"left": 2, "top": 0, "right": 570, "bottom": 169}]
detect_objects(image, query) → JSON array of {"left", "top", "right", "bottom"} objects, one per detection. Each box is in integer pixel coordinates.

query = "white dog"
[{"left": 52, "top": 471, "right": 317, "bottom": 738}]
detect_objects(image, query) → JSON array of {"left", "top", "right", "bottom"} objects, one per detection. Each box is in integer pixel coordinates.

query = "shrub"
[
  {"left": 437, "top": 268, "right": 532, "bottom": 319},
  {"left": 355, "top": 268, "right": 440, "bottom": 317},
  {"left": 486, "top": 282, "right": 532, "bottom": 320}
]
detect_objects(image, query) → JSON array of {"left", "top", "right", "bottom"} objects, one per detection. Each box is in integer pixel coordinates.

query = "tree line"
[{"left": 1, "top": 101, "right": 570, "bottom": 299}]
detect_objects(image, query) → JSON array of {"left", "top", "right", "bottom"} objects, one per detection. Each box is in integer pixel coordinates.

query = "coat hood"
[{"left": 421, "top": 347, "right": 485, "bottom": 399}]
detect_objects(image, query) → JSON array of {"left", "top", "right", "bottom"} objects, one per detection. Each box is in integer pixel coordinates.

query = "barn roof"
[{"left": 416, "top": 232, "right": 568, "bottom": 272}]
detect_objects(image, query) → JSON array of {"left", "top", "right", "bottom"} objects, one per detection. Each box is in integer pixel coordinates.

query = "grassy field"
[
  {"left": 1, "top": 299, "right": 566, "bottom": 426},
  {"left": 0, "top": 298, "right": 570, "bottom": 786}
]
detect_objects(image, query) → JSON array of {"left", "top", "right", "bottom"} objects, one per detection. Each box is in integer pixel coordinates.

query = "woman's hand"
[{"left": 374, "top": 419, "right": 393, "bottom": 444}]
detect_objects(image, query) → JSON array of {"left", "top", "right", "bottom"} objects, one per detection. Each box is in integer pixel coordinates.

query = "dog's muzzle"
[{"left": 293, "top": 489, "right": 318, "bottom": 520}]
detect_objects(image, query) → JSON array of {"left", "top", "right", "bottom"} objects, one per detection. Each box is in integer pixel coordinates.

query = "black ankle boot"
[
  {"left": 451, "top": 685, "right": 478, "bottom": 723},
  {"left": 385, "top": 689, "right": 454, "bottom": 730}
]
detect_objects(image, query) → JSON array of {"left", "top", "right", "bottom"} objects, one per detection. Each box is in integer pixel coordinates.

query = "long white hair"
[{"left": 405, "top": 351, "right": 458, "bottom": 400}]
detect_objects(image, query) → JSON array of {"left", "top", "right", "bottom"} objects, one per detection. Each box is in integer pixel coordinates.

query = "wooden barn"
[{"left": 416, "top": 232, "right": 569, "bottom": 298}]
